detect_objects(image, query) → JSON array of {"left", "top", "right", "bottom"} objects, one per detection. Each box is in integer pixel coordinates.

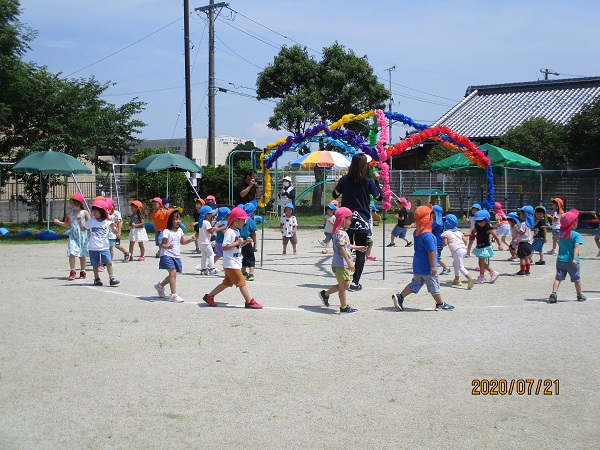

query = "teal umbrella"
[
  {"left": 130, "top": 152, "right": 203, "bottom": 199},
  {"left": 11, "top": 150, "right": 92, "bottom": 230}
]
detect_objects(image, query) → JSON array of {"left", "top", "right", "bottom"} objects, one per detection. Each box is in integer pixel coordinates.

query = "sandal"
[{"left": 137, "top": 256, "right": 145, "bottom": 261}]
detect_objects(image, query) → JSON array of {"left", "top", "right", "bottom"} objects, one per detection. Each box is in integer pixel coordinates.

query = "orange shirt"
[{"left": 149, "top": 208, "right": 168, "bottom": 232}]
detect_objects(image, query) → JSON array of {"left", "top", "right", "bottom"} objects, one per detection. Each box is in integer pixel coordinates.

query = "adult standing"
[
  {"left": 236, "top": 169, "right": 261, "bottom": 205},
  {"left": 332, "top": 153, "right": 382, "bottom": 291},
  {"left": 278, "top": 176, "right": 296, "bottom": 207}
]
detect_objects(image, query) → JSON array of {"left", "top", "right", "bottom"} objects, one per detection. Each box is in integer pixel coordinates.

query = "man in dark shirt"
[{"left": 236, "top": 169, "right": 261, "bottom": 205}]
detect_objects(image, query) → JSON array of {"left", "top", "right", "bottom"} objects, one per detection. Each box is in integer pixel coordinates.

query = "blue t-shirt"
[
  {"left": 558, "top": 230, "right": 583, "bottom": 264},
  {"left": 239, "top": 218, "right": 258, "bottom": 239},
  {"left": 334, "top": 175, "right": 381, "bottom": 225},
  {"left": 413, "top": 231, "right": 437, "bottom": 274},
  {"left": 431, "top": 221, "right": 444, "bottom": 247},
  {"left": 215, "top": 220, "right": 227, "bottom": 244}
]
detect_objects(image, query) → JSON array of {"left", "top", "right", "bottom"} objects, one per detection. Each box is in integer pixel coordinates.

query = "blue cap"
[
  {"left": 243, "top": 203, "right": 257, "bottom": 215},
  {"left": 506, "top": 212, "right": 520, "bottom": 226},
  {"left": 471, "top": 203, "right": 482, "bottom": 211},
  {"left": 216, "top": 206, "right": 230, "bottom": 222},
  {"left": 432, "top": 204, "right": 443, "bottom": 225},
  {"left": 535, "top": 205, "right": 547, "bottom": 213},
  {"left": 199, "top": 205, "right": 215, "bottom": 217},
  {"left": 284, "top": 202, "right": 294, "bottom": 211},
  {"left": 443, "top": 214, "right": 458, "bottom": 229},
  {"left": 370, "top": 204, "right": 378, "bottom": 211},
  {"left": 473, "top": 209, "right": 490, "bottom": 223},
  {"left": 518, "top": 205, "right": 535, "bottom": 228},
  {"left": 326, "top": 203, "right": 337, "bottom": 211}
]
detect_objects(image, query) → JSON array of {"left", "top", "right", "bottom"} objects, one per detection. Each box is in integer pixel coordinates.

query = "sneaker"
[
  {"left": 489, "top": 271, "right": 500, "bottom": 283},
  {"left": 154, "top": 282, "right": 166, "bottom": 298},
  {"left": 137, "top": 256, "right": 145, "bottom": 261},
  {"left": 321, "top": 249, "right": 328, "bottom": 254},
  {"left": 405, "top": 242, "right": 413, "bottom": 247},
  {"left": 535, "top": 260, "right": 546, "bottom": 265},
  {"left": 169, "top": 293, "right": 184, "bottom": 303},
  {"left": 340, "top": 305, "right": 358, "bottom": 313},
  {"left": 123, "top": 252, "right": 130, "bottom": 262},
  {"left": 596, "top": 250, "right": 600, "bottom": 257},
  {"left": 202, "top": 294, "right": 217, "bottom": 307},
  {"left": 318, "top": 290, "right": 330, "bottom": 307},
  {"left": 515, "top": 271, "right": 527, "bottom": 276},
  {"left": 525, "top": 272, "right": 531, "bottom": 276},
  {"left": 465, "top": 252, "right": 470, "bottom": 258},
  {"left": 348, "top": 282, "right": 362, "bottom": 291},
  {"left": 441, "top": 268, "right": 452, "bottom": 275},
  {"left": 193, "top": 248, "right": 200, "bottom": 254},
  {"left": 366, "top": 255, "right": 376, "bottom": 261},
  {"left": 467, "top": 277, "right": 475, "bottom": 290},
  {"left": 546, "top": 249, "right": 557, "bottom": 255},
  {"left": 246, "top": 274, "right": 255, "bottom": 281},
  {"left": 474, "top": 276, "right": 485, "bottom": 284},
  {"left": 208, "top": 268, "right": 219, "bottom": 276},
  {"left": 128, "top": 255, "right": 134, "bottom": 262},
  {"left": 318, "top": 239, "right": 325, "bottom": 246},
  {"left": 293, "top": 251, "right": 297, "bottom": 255},
  {"left": 577, "top": 293, "right": 587, "bottom": 302},
  {"left": 93, "top": 278, "right": 103, "bottom": 286},
  {"left": 79, "top": 271, "right": 87, "bottom": 279},
  {"left": 510, "top": 256, "right": 520, "bottom": 262},
  {"left": 68, "top": 270, "right": 76, "bottom": 280},
  {"left": 386, "top": 242, "right": 395, "bottom": 247},
  {"left": 392, "top": 293, "right": 404, "bottom": 311},
  {"left": 109, "top": 277, "right": 120, "bottom": 286},
  {"left": 548, "top": 292, "right": 557, "bottom": 303},
  {"left": 245, "top": 298, "right": 263, "bottom": 309},
  {"left": 435, "top": 302, "right": 455, "bottom": 311},
  {"left": 451, "top": 279, "right": 462, "bottom": 286},
  {"left": 155, "top": 251, "right": 160, "bottom": 258},
  {"left": 98, "top": 264, "right": 106, "bottom": 271},
  {"left": 282, "top": 251, "right": 287, "bottom": 255}
]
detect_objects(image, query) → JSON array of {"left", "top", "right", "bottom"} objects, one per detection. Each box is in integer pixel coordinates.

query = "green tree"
[
  {"left": 196, "top": 164, "right": 229, "bottom": 204},
  {"left": 495, "top": 117, "right": 569, "bottom": 169},
  {"left": 227, "top": 140, "right": 261, "bottom": 167},
  {"left": 566, "top": 97, "right": 600, "bottom": 168}
]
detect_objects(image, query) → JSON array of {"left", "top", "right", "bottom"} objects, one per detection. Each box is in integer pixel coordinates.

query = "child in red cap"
[
  {"left": 202, "top": 207, "right": 262, "bottom": 309},
  {"left": 53, "top": 193, "right": 90, "bottom": 280},
  {"left": 392, "top": 205, "right": 454, "bottom": 311},
  {"left": 548, "top": 209, "right": 586, "bottom": 303}
]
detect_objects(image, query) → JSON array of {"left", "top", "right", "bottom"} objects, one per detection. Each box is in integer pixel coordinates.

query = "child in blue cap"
[
  {"left": 472, "top": 209, "right": 501, "bottom": 284},
  {"left": 319, "top": 203, "right": 337, "bottom": 254},
  {"left": 196, "top": 204, "right": 218, "bottom": 276},
  {"left": 432, "top": 204, "right": 451, "bottom": 275},
  {"left": 240, "top": 202, "right": 258, "bottom": 281},
  {"left": 463, "top": 203, "right": 481, "bottom": 257},
  {"left": 213, "top": 207, "right": 230, "bottom": 266},
  {"left": 442, "top": 214, "right": 474, "bottom": 289},
  {"left": 533, "top": 206, "right": 547, "bottom": 265},
  {"left": 280, "top": 202, "right": 298, "bottom": 255}
]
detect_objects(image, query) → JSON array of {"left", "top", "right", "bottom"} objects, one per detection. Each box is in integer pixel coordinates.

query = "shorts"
[
  {"left": 282, "top": 234, "right": 298, "bottom": 245},
  {"left": 469, "top": 233, "right": 476, "bottom": 242},
  {"left": 222, "top": 268, "right": 246, "bottom": 287},
  {"left": 214, "top": 242, "right": 224, "bottom": 257},
  {"left": 323, "top": 232, "right": 333, "bottom": 244},
  {"left": 473, "top": 245, "right": 494, "bottom": 259},
  {"left": 406, "top": 274, "right": 441, "bottom": 295},
  {"left": 366, "top": 236, "right": 373, "bottom": 246},
  {"left": 595, "top": 226, "right": 600, "bottom": 237},
  {"left": 241, "top": 243, "right": 255, "bottom": 268},
  {"left": 552, "top": 229, "right": 560, "bottom": 236},
  {"left": 555, "top": 261, "right": 581, "bottom": 283},
  {"left": 436, "top": 244, "right": 444, "bottom": 260},
  {"left": 159, "top": 256, "right": 182, "bottom": 273},
  {"left": 155, "top": 230, "right": 163, "bottom": 246},
  {"left": 109, "top": 238, "right": 121, "bottom": 247},
  {"left": 391, "top": 225, "right": 407, "bottom": 239},
  {"left": 332, "top": 266, "right": 351, "bottom": 283},
  {"left": 532, "top": 237, "right": 544, "bottom": 253},
  {"left": 89, "top": 249, "right": 112, "bottom": 267},
  {"left": 517, "top": 241, "right": 533, "bottom": 259}
]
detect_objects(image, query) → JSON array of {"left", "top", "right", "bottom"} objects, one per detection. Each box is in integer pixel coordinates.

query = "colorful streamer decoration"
[
  {"left": 258, "top": 149, "right": 271, "bottom": 208},
  {"left": 374, "top": 109, "right": 392, "bottom": 210}
]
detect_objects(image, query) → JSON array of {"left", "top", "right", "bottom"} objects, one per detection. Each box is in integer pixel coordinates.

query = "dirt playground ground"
[{"left": 1, "top": 226, "right": 599, "bottom": 449}]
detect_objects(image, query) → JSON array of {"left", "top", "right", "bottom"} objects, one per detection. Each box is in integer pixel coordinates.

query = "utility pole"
[
  {"left": 540, "top": 68, "right": 559, "bottom": 81},
  {"left": 384, "top": 65, "right": 395, "bottom": 143},
  {"left": 195, "top": 1, "right": 229, "bottom": 166},
  {"left": 184, "top": 0, "right": 193, "bottom": 160}
]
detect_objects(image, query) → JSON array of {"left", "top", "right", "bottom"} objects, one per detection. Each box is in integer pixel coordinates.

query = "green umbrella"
[
  {"left": 130, "top": 152, "right": 203, "bottom": 174},
  {"left": 11, "top": 150, "right": 92, "bottom": 230},
  {"left": 130, "top": 152, "right": 203, "bottom": 199}
]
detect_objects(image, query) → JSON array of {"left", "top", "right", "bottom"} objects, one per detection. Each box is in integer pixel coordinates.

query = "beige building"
[{"left": 127, "top": 135, "right": 256, "bottom": 167}]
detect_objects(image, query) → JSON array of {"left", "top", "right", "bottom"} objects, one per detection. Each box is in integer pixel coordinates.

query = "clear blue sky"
[{"left": 20, "top": 0, "right": 600, "bottom": 148}]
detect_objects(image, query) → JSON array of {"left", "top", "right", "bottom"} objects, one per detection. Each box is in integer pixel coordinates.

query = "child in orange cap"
[
  {"left": 392, "top": 205, "right": 454, "bottom": 311},
  {"left": 548, "top": 209, "right": 586, "bottom": 303},
  {"left": 202, "top": 207, "right": 262, "bottom": 309},
  {"left": 154, "top": 208, "right": 196, "bottom": 303},
  {"left": 318, "top": 207, "right": 367, "bottom": 314},
  {"left": 546, "top": 198, "right": 564, "bottom": 255}
]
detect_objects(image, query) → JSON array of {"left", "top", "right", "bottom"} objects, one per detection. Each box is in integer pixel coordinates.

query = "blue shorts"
[
  {"left": 89, "top": 249, "right": 112, "bottom": 267},
  {"left": 555, "top": 261, "right": 581, "bottom": 283},
  {"left": 109, "top": 238, "right": 121, "bottom": 247},
  {"left": 595, "top": 226, "right": 600, "bottom": 237},
  {"left": 214, "top": 243, "right": 224, "bottom": 257},
  {"left": 552, "top": 229, "right": 560, "bottom": 236},
  {"left": 391, "top": 225, "right": 407, "bottom": 239},
  {"left": 241, "top": 243, "right": 255, "bottom": 268},
  {"left": 159, "top": 255, "right": 182, "bottom": 273},
  {"left": 323, "top": 232, "right": 333, "bottom": 244},
  {"left": 532, "top": 237, "right": 544, "bottom": 253},
  {"left": 406, "top": 274, "right": 441, "bottom": 295},
  {"left": 155, "top": 231, "right": 163, "bottom": 246},
  {"left": 436, "top": 244, "right": 444, "bottom": 260}
]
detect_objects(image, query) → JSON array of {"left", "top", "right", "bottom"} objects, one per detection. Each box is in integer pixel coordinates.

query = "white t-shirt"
[
  {"left": 518, "top": 223, "right": 532, "bottom": 242},
  {"left": 84, "top": 217, "right": 111, "bottom": 251},
  {"left": 324, "top": 214, "right": 335, "bottom": 234},
  {"left": 551, "top": 212, "right": 562, "bottom": 231},
  {"left": 280, "top": 215, "right": 298, "bottom": 237},
  {"left": 197, "top": 220, "right": 213, "bottom": 245},
  {"left": 222, "top": 228, "right": 242, "bottom": 269},
  {"left": 160, "top": 228, "right": 183, "bottom": 258},
  {"left": 442, "top": 229, "right": 466, "bottom": 254},
  {"left": 107, "top": 210, "right": 122, "bottom": 240}
]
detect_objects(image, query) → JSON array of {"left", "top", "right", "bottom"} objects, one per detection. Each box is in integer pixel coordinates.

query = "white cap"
[{"left": 282, "top": 176, "right": 292, "bottom": 182}]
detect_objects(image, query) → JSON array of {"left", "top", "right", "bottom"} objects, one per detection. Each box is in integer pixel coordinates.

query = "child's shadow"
[
  {"left": 524, "top": 298, "right": 558, "bottom": 303},
  {"left": 138, "top": 295, "right": 167, "bottom": 302},
  {"left": 298, "top": 305, "right": 338, "bottom": 315},
  {"left": 375, "top": 306, "right": 431, "bottom": 313}
]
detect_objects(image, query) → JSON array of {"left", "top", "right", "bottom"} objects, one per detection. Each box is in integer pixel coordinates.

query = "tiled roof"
[{"left": 434, "top": 77, "right": 600, "bottom": 139}]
